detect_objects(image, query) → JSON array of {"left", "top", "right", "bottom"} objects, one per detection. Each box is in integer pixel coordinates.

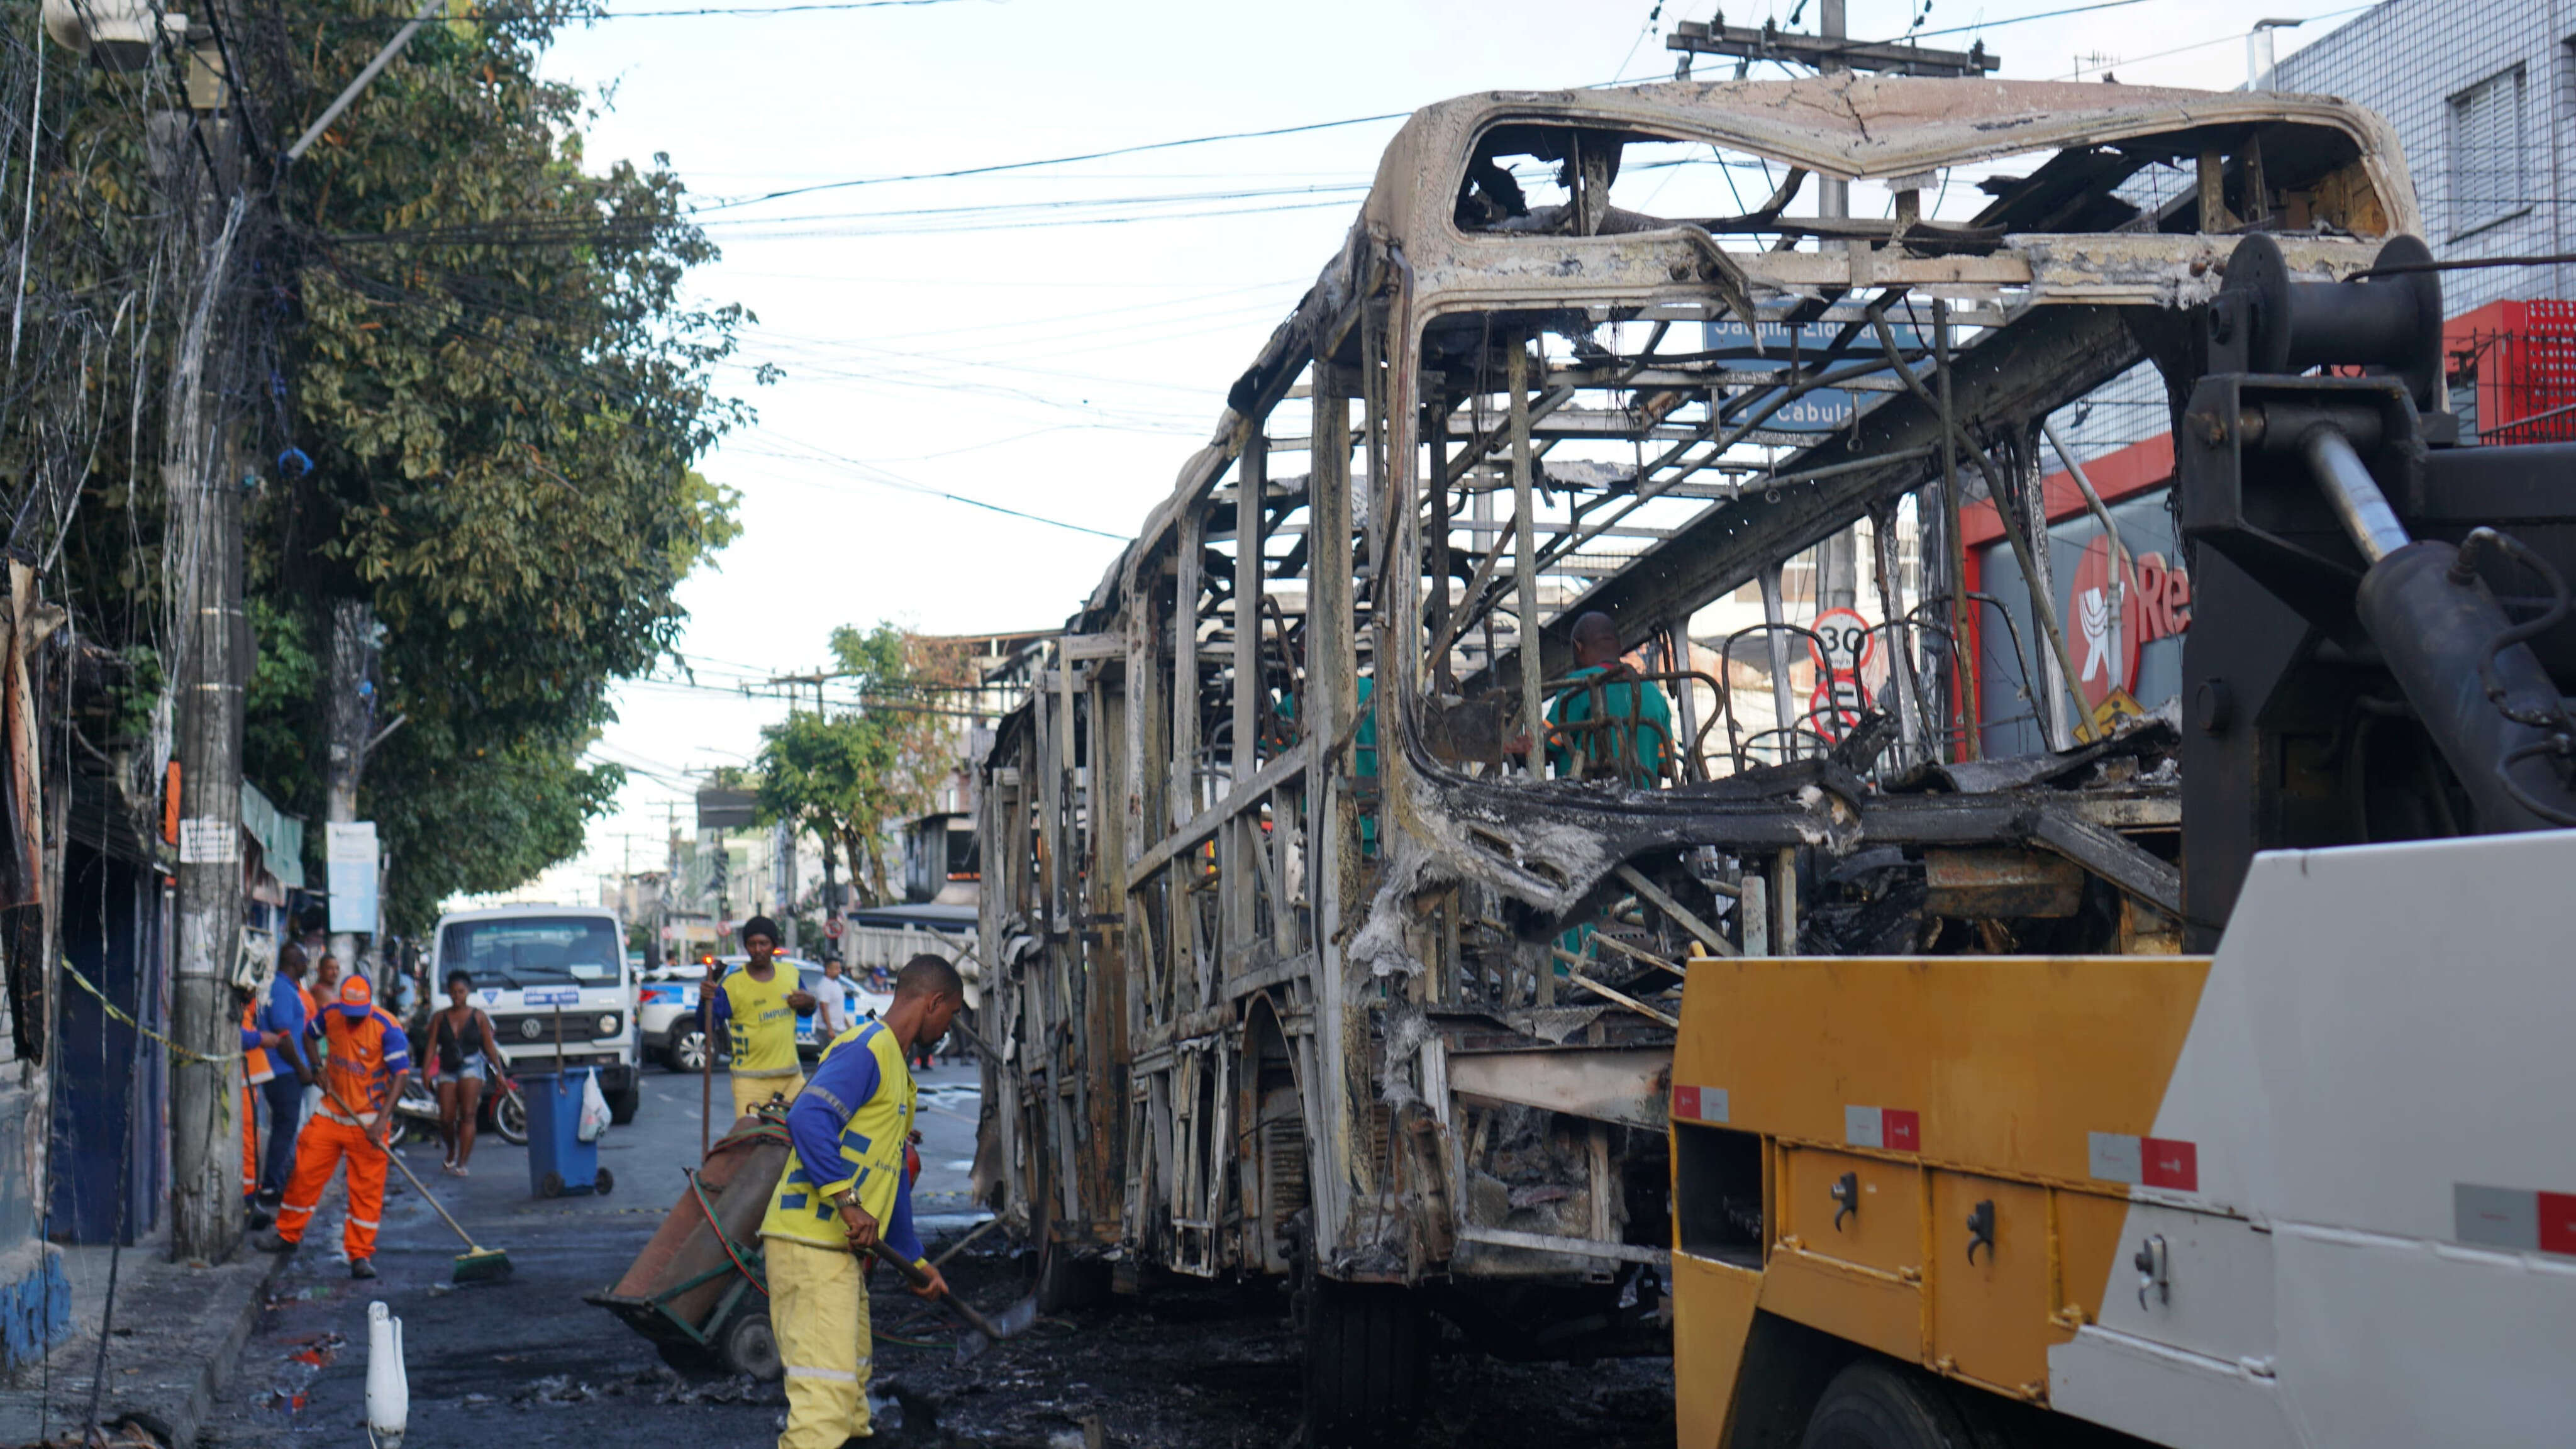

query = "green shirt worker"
[
  {"left": 1547, "top": 611, "right": 1675, "bottom": 787},
  {"left": 708, "top": 914, "right": 817, "bottom": 1121},
  {"left": 759, "top": 954, "right": 967, "bottom": 1448}
]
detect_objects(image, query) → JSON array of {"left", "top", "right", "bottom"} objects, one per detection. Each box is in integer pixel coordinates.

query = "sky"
[{"left": 505, "top": 0, "right": 2375, "bottom": 902}]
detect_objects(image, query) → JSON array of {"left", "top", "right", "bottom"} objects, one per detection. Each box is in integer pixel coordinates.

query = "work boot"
[
  {"left": 349, "top": 1258, "right": 377, "bottom": 1280},
  {"left": 244, "top": 1205, "right": 274, "bottom": 1231},
  {"left": 253, "top": 1232, "right": 299, "bottom": 1254}
]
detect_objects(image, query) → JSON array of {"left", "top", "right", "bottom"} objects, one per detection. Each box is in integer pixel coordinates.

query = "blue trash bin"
[{"left": 521, "top": 1068, "right": 611, "bottom": 1198}]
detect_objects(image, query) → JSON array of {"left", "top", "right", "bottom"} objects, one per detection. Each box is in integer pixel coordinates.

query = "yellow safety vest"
[
  {"left": 721, "top": 964, "right": 803, "bottom": 1077},
  {"left": 758, "top": 1019, "right": 916, "bottom": 1250}
]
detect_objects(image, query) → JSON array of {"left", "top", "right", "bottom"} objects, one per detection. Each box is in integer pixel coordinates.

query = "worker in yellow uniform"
[
  {"left": 708, "top": 915, "right": 816, "bottom": 1120},
  {"left": 760, "top": 954, "right": 969, "bottom": 1448}
]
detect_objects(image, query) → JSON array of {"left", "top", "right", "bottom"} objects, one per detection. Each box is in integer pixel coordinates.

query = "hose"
[
  {"left": 2499, "top": 741, "right": 2576, "bottom": 827},
  {"left": 2454, "top": 527, "right": 2576, "bottom": 823},
  {"left": 686, "top": 1168, "right": 769, "bottom": 1299},
  {"left": 2457, "top": 527, "right": 2573, "bottom": 729}
]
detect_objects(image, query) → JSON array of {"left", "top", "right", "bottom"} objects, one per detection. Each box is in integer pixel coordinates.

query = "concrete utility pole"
[
  {"left": 774, "top": 817, "right": 796, "bottom": 954},
  {"left": 1811, "top": 1, "right": 1863, "bottom": 613},
  {"left": 324, "top": 597, "right": 372, "bottom": 969},
  {"left": 1666, "top": 5, "right": 1999, "bottom": 749},
  {"left": 174, "top": 0, "right": 436, "bottom": 1258},
  {"left": 165, "top": 86, "right": 249, "bottom": 1263},
  {"left": 1667, "top": 12, "right": 1999, "bottom": 78},
  {"left": 662, "top": 816, "right": 682, "bottom": 968}
]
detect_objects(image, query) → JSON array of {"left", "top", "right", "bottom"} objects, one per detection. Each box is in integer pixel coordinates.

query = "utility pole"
[
  {"left": 774, "top": 817, "right": 797, "bottom": 954},
  {"left": 169, "top": 0, "right": 437, "bottom": 1260},
  {"left": 1668, "top": 6, "right": 1999, "bottom": 742},
  {"left": 757, "top": 670, "right": 838, "bottom": 954},
  {"left": 323, "top": 597, "right": 373, "bottom": 970},
  {"left": 1667, "top": 13, "right": 1999, "bottom": 77},
  {"left": 164, "top": 37, "right": 250, "bottom": 1265},
  {"left": 664, "top": 808, "right": 682, "bottom": 967},
  {"left": 1812, "top": 1, "right": 1862, "bottom": 614}
]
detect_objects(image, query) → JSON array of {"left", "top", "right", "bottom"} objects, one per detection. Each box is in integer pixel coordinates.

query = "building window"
[{"left": 2449, "top": 66, "right": 2528, "bottom": 238}]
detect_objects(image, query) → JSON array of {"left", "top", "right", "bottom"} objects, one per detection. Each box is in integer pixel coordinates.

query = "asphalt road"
[
  {"left": 199, "top": 1058, "right": 988, "bottom": 1449},
  {"left": 199, "top": 1058, "right": 1673, "bottom": 1449}
]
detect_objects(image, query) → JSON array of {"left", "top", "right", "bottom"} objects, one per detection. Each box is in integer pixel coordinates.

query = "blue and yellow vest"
[
  {"left": 721, "top": 964, "right": 804, "bottom": 1077},
  {"left": 758, "top": 1019, "right": 916, "bottom": 1250}
]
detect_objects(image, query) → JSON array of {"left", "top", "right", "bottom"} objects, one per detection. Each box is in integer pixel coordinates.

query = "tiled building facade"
[{"left": 1972, "top": 0, "right": 2574, "bottom": 753}]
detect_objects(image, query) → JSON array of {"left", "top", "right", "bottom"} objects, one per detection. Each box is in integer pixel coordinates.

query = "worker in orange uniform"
[
  {"left": 237, "top": 995, "right": 287, "bottom": 1230},
  {"left": 257, "top": 975, "right": 411, "bottom": 1280}
]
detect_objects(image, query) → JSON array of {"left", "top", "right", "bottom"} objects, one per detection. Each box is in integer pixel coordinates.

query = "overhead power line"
[
  {"left": 341, "top": 0, "right": 974, "bottom": 21},
  {"left": 692, "top": 0, "right": 2263, "bottom": 219},
  {"left": 750, "top": 433, "right": 1134, "bottom": 540},
  {"left": 694, "top": 112, "right": 1413, "bottom": 213},
  {"left": 1892, "top": 0, "right": 2151, "bottom": 42},
  {"left": 594, "top": 0, "right": 969, "bottom": 12},
  {"left": 2048, "top": 4, "right": 2370, "bottom": 77}
]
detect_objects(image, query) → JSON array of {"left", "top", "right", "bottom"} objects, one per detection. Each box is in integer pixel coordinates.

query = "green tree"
[
  {"left": 754, "top": 626, "right": 969, "bottom": 908},
  {"left": 242, "top": 1, "right": 747, "bottom": 929},
  {"left": 0, "top": 3, "right": 741, "bottom": 935}
]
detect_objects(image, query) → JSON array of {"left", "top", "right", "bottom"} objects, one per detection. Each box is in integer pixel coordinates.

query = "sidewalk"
[{"left": 0, "top": 1226, "right": 284, "bottom": 1448}]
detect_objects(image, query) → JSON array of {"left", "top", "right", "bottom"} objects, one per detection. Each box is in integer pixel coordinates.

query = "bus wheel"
[
  {"left": 1035, "top": 1241, "right": 1108, "bottom": 1313},
  {"left": 1800, "top": 1361, "right": 1992, "bottom": 1449},
  {"left": 1302, "top": 1280, "right": 1426, "bottom": 1446}
]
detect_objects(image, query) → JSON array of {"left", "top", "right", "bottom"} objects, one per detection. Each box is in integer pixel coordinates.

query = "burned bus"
[{"left": 970, "top": 74, "right": 2420, "bottom": 1439}]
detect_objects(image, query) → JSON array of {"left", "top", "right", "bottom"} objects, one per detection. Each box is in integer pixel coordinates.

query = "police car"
[
  {"left": 431, "top": 904, "right": 643, "bottom": 1123},
  {"left": 637, "top": 955, "right": 890, "bottom": 1072}
]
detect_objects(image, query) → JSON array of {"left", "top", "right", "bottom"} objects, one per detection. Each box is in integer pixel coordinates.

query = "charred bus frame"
[{"left": 972, "top": 75, "right": 2418, "bottom": 1433}]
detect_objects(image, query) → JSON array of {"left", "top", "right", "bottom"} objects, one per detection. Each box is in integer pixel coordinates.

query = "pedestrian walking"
[
  {"left": 813, "top": 958, "right": 854, "bottom": 1041},
  {"left": 258, "top": 975, "right": 413, "bottom": 1280},
  {"left": 253, "top": 943, "right": 318, "bottom": 1206},
  {"left": 428, "top": 970, "right": 501, "bottom": 1175},
  {"left": 707, "top": 915, "right": 815, "bottom": 1121},
  {"left": 760, "top": 954, "right": 967, "bottom": 1449}
]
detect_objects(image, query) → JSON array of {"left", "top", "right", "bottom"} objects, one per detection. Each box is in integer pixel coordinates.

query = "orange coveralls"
[
  {"left": 273, "top": 1003, "right": 411, "bottom": 1260},
  {"left": 240, "top": 997, "right": 274, "bottom": 1197}
]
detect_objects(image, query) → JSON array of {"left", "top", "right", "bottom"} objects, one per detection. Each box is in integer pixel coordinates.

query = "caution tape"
[{"left": 58, "top": 958, "right": 243, "bottom": 1069}]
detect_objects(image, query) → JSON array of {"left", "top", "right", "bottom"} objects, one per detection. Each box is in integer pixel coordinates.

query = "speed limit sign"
[
  {"left": 1806, "top": 608, "right": 1879, "bottom": 740},
  {"left": 1807, "top": 608, "right": 1879, "bottom": 679}
]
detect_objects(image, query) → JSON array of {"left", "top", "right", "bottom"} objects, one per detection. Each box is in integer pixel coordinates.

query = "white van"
[{"left": 430, "top": 904, "right": 642, "bottom": 1123}]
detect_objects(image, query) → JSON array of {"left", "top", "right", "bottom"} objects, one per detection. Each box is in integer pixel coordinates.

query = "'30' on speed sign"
[{"left": 1806, "top": 607, "right": 1880, "bottom": 739}]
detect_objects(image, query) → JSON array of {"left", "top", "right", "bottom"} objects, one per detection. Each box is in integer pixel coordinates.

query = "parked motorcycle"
[{"left": 386, "top": 1073, "right": 528, "bottom": 1150}]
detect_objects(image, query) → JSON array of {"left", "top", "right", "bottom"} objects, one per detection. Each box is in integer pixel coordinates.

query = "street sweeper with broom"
[
  {"left": 260, "top": 975, "right": 409, "bottom": 1279},
  {"left": 760, "top": 953, "right": 967, "bottom": 1448}
]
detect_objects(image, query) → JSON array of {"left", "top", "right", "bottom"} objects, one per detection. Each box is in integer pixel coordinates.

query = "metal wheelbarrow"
[{"left": 585, "top": 1111, "right": 790, "bottom": 1379}]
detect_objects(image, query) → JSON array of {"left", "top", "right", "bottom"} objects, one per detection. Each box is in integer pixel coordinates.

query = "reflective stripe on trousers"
[
  {"left": 240, "top": 1085, "right": 260, "bottom": 1196},
  {"left": 271, "top": 1114, "right": 389, "bottom": 1260},
  {"left": 767, "top": 1235, "right": 872, "bottom": 1449}
]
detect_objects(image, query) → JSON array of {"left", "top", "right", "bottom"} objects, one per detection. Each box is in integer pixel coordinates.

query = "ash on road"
[{"left": 199, "top": 1063, "right": 1672, "bottom": 1448}]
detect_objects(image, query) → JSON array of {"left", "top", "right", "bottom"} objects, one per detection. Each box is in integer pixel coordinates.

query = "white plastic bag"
[{"left": 577, "top": 1070, "right": 611, "bottom": 1143}]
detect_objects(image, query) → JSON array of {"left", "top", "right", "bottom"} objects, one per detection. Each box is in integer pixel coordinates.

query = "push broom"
[{"left": 325, "top": 1082, "right": 514, "bottom": 1284}]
